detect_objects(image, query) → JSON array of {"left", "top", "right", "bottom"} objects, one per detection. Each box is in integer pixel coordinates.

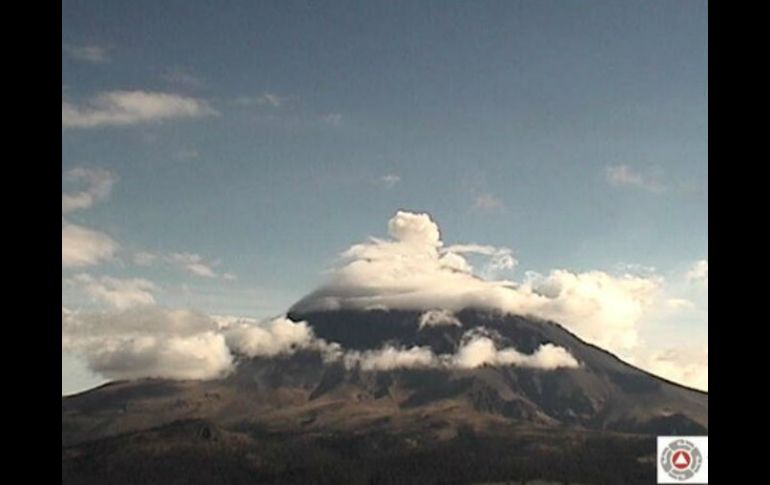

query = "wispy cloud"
[
  {"left": 63, "top": 44, "right": 110, "bottom": 63},
  {"left": 686, "top": 259, "right": 708, "bottom": 287},
  {"left": 380, "top": 174, "right": 400, "bottom": 188},
  {"left": 62, "top": 167, "right": 120, "bottom": 267},
  {"left": 133, "top": 250, "right": 228, "bottom": 279},
  {"left": 234, "top": 92, "right": 286, "bottom": 108},
  {"left": 605, "top": 165, "right": 665, "bottom": 192},
  {"left": 169, "top": 252, "right": 218, "bottom": 278},
  {"left": 473, "top": 193, "right": 504, "bottom": 212},
  {"left": 68, "top": 273, "right": 157, "bottom": 310},
  {"left": 321, "top": 113, "right": 342, "bottom": 126},
  {"left": 62, "top": 222, "right": 119, "bottom": 268},
  {"left": 161, "top": 67, "right": 205, "bottom": 89},
  {"left": 62, "top": 90, "right": 218, "bottom": 128},
  {"left": 62, "top": 168, "right": 116, "bottom": 214}
]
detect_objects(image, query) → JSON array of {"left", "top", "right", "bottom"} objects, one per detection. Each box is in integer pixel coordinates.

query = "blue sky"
[{"left": 62, "top": 1, "right": 707, "bottom": 394}]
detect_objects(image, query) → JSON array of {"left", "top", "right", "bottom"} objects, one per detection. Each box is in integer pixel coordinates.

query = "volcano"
[{"left": 62, "top": 308, "right": 707, "bottom": 484}]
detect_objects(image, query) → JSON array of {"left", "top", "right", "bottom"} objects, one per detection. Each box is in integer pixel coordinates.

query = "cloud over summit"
[
  {"left": 61, "top": 210, "right": 703, "bottom": 390},
  {"left": 292, "top": 211, "right": 660, "bottom": 354}
]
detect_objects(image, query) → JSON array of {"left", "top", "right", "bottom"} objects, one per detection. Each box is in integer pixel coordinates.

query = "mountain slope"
[{"left": 62, "top": 308, "right": 707, "bottom": 484}]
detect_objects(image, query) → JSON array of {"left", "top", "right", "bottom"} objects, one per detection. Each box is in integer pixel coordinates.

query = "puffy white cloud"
[
  {"left": 387, "top": 210, "right": 441, "bottom": 247},
  {"left": 63, "top": 309, "right": 338, "bottom": 381},
  {"left": 418, "top": 309, "right": 461, "bottom": 329},
  {"left": 62, "top": 305, "right": 579, "bottom": 382},
  {"left": 62, "top": 307, "right": 233, "bottom": 380},
  {"left": 69, "top": 273, "right": 156, "bottom": 310},
  {"left": 451, "top": 335, "right": 579, "bottom": 370},
  {"left": 59, "top": 211, "right": 701, "bottom": 388},
  {"left": 342, "top": 330, "right": 579, "bottom": 372},
  {"left": 62, "top": 168, "right": 116, "bottom": 214},
  {"left": 223, "top": 317, "right": 320, "bottom": 358},
  {"left": 292, "top": 211, "right": 661, "bottom": 353},
  {"left": 83, "top": 333, "right": 233, "bottom": 381},
  {"left": 344, "top": 345, "right": 438, "bottom": 371},
  {"left": 522, "top": 270, "right": 660, "bottom": 351},
  {"left": 62, "top": 91, "right": 218, "bottom": 128},
  {"left": 62, "top": 221, "right": 119, "bottom": 267},
  {"left": 686, "top": 260, "right": 708, "bottom": 287}
]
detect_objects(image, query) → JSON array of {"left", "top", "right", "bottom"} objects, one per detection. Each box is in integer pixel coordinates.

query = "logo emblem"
[{"left": 657, "top": 436, "right": 708, "bottom": 483}]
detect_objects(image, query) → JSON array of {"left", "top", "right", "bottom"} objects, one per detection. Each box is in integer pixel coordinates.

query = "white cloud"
[
  {"left": 342, "top": 330, "right": 579, "bottom": 371},
  {"left": 292, "top": 211, "right": 660, "bottom": 354},
  {"left": 418, "top": 309, "right": 461, "bottom": 329},
  {"left": 629, "top": 347, "right": 708, "bottom": 391},
  {"left": 344, "top": 345, "right": 438, "bottom": 371},
  {"left": 63, "top": 44, "right": 110, "bottom": 63},
  {"left": 451, "top": 334, "right": 579, "bottom": 370},
  {"left": 666, "top": 298, "right": 696, "bottom": 312},
  {"left": 62, "top": 168, "right": 119, "bottom": 268},
  {"left": 62, "top": 168, "right": 116, "bottom": 214},
  {"left": 82, "top": 333, "right": 232, "bottom": 381},
  {"left": 69, "top": 273, "right": 156, "bottom": 310},
  {"left": 606, "top": 165, "right": 665, "bottom": 192},
  {"left": 59, "top": 212, "right": 704, "bottom": 389},
  {"left": 63, "top": 305, "right": 579, "bottom": 382},
  {"left": 686, "top": 260, "right": 708, "bottom": 287},
  {"left": 62, "top": 306, "right": 233, "bottom": 380},
  {"left": 62, "top": 221, "right": 119, "bottom": 267},
  {"left": 445, "top": 244, "right": 517, "bottom": 278},
  {"left": 223, "top": 317, "right": 321, "bottom": 358},
  {"left": 473, "top": 193, "right": 504, "bottom": 211},
  {"left": 386, "top": 210, "right": 442, "bottom": 247},
  {"left": 523, "top": 270, "right": 660, "bottom": 351},
  {"left": 381, "top": 174, "right": 401, "bottom": 188},
  {"left": 62, "top": 90, "right": 218, "bottom": 128}
]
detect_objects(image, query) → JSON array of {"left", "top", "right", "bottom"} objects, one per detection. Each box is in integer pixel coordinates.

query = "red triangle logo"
[{"left": 672, "top": 450, "right": 691, "bottom": 469}]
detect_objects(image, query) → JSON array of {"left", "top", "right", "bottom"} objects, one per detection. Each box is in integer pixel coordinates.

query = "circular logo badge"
[{"left": 660, "top": 438, "right": 703, "bottom": 481}]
